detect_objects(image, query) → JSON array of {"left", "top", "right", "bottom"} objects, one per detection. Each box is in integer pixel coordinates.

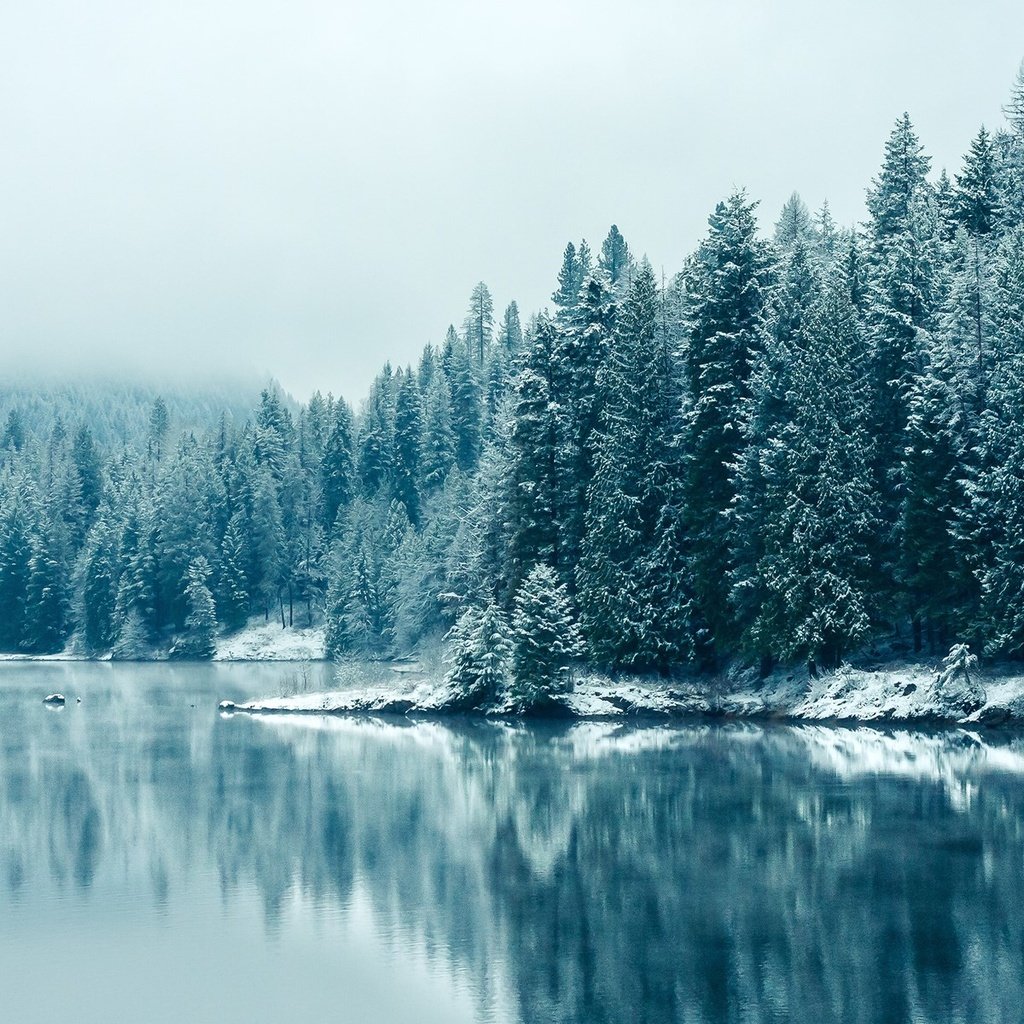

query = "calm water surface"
[{"left": 1, "top": 662, "right": 1022, "bottom": 1024}]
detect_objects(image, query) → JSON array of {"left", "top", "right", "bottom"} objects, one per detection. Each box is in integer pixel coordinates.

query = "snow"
[
  {"left": 213, "top": 622, "right": 325, "bottom": 662},
  {"left": 218, "top": 662, "right": 1024, "bottom": 726}
]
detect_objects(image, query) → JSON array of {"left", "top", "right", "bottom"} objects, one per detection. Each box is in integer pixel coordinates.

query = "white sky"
[{"left": 2, "top": 0, "right": 1022, "bottom": 401}]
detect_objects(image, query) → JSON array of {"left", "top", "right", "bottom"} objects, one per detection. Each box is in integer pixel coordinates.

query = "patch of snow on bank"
[{"left": 214, "top": 622, "right": 325, "bottom": 661}]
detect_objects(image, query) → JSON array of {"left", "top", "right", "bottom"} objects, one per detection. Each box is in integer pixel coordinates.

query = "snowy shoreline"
[
  {"left": 0, "top": 621, "right": 327, "bottom": 664},
  {"left": 218, "top": 661, "right": 1024, "bottom": 728}
]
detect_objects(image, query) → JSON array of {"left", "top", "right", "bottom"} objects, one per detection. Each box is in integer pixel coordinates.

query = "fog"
[{"left": 1, "top": 0, "right": 1022, "bottom": 401}]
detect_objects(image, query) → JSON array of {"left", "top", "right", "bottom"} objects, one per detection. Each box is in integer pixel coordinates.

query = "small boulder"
[{"left": 42, "top": 693, "right": 66, "bottom": 706}]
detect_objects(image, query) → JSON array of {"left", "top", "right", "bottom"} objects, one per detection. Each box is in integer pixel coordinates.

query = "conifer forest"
[{"left": 3, "top": 72, "right": 1024, "bottom": 688}]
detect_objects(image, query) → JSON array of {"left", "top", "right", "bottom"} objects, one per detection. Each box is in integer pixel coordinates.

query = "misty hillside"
[{"left": 0, "top": 373, "right": 288, "bottom": 450}]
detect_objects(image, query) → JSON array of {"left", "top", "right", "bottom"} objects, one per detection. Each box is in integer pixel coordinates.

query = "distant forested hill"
[{"left": 0, "top": 373, "right": 281, "bottom": 450}]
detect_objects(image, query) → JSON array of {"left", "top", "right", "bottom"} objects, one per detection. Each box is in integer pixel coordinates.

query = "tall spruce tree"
[
  {"left": 732, "top": 285, "right": 877, "bottom": 671},
  {"left": 681, "top": 191, "right": 773, "bottom": 664},
  {"left": 578, "top": 262, "right": 683, "bottom": 671}
]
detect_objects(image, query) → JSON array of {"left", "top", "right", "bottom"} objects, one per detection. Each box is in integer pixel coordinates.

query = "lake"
[{"left": 0, "top": 662, "right": 1021, "bottom": 1024}]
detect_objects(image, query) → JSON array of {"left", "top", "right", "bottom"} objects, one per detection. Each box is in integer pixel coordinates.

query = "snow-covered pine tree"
[
  {"left": 510, "top": 564, "right": 582, "bottom": 709},
  {"left": 731, "top": 284, "right": 877, "bottom": 671},
  {"left": 392, "top": 370, "right": 423, "bottom": 525},
  {"left": 463, "top": 282, "right": 495, "bottom": 365},
  {"left": 172, "top": 556, "right": 217, "bottom": 659},
  {"left": 598, "top": 224, "right": 632, "bottom": 289},
  {"left": 443, "top": 601, "right": 514, "bottom": 708},
  {"left": 681, "top": 191, "right": 773, "bottom": 665},
  {"left": 21, "top": 532, "right": 69, "bottom": 654},
  {"left": 420, "top": 367, "right": 457, "bottom": 493},
  {"left": 0, "top": 484, "right": 34, "bottom": 650},
  {"left": 320, "top": 399, "right": 355, "bottom": 529},
  {"left": 863, "top": 114, "right": 940, "bottom": 618},
  {"left": 774, "top": 192, "right": 818, "bottom": 253},
  {"left": 77, "top": 511, "right": 121, "bottom": 654},
  {"left": 578, "top": 261, "right": 684, "bottom": 671}
]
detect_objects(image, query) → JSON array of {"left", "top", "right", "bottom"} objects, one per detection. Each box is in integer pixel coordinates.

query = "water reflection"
[{"left": 1, "top": 664, "right": 1023, "bottom": 1024}]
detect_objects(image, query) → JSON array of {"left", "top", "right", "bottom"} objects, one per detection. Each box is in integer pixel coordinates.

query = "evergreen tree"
[
  {"left": 510, "top": 564, "right": 582, "bottom": 708},
  {"left": 552, "top": 241, "right": 588, "bottom": 313},
  {"left": 420, "top": 368, "right": 457, "bottom": 492},
  {"left": 732, "top": 286, "right": 877, "bottom": 671},
  {"left": 443, "top": 602, "right": 514, "bottom": 708},
  {"left": 681, "top": 192, "right": 773, "bottom": 663},
  {"left": 21, "top": 533, "right": 68, "bottom": 654},
  {"left": 504, "top": 315, "right": 570, "bottom": 595},
  {"left": 77, "top": 512, "right": 120, "bottom": 653},
  {"left": 863, "top": 114, "right": 939, "bottom": 616},
  {"left": 498, "top": 301, "right": 524, "bottom": 355},
  {"left": 774, "top": 192, "right": 818, "bottom": 252},
  {"left": 392, "top": 371, "right": 423, "bottom": 524},
  {"left": 172, "top": 557, "right": 217, "bottom": 659},
  {"left": 578, "top": 262, "right": 684, "bottom": 670},
  {"left": 598, "top": 224, "right": 631, "bottom": 286},
  {"left": 148, "top": 397, "right": 170, "bottom": 461},
  {"left": 0, "top": 487, "right": 34, "bottom": 650},
  {"left": 321, "top": 399, "right": 355, "bottom": 529},
  {"left": 463, "top": 282, "right": 495, "bottom": 364},
  {"left": 956, "top": 126, "right": 1001, "bottom": 236},
  {"left": 217, "top": 508, "right": 251, "bottom": 630},
  {"left": 2, "top": 409, "right": 25, "bottom": 453}
]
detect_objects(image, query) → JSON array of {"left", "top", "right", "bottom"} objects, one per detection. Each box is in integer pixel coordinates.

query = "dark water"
[{"left": 1, "top": 663, "right": 1022, "bottom": 1024}]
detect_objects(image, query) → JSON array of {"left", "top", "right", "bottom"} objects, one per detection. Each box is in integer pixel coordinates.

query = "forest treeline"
[{"left": 2, "top": 68, "right": 1024, "bottom": 682}]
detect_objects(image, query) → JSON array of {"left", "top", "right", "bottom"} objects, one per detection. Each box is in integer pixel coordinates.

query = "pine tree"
[
  {"left": 0, "top": 487, "right": 34, "bottom": 650},
  {"left": 21, "top": 533, "right": 68, "bottom": 654},
  {"left": 552, "top": 241, "right": 589, "bottom": 313},
  {"left": 217, "top": 508, "right": 251, "bottom": 630},
  {"left": 357, "top": 370, "right": 395, "bottom": 497},
  {"left": 442, "top": 602, "right": 514, "bottom": 708},
  {"left": 498, "top": 301, "right": 524, "bottom": 355},
  {"left": 774, "top": 192, "right": 818, "bottom": 252},
  {"left": 321, "top": 399, "right": 355, "bottom": 529},
  {"left": 504, "top": 315, "right": 570, "bottom": 595},
  {"left": 682, "top": 191, "right": 773, "bottom": 663},
  {"left": 77, "top": 512, "right": 120, "bottom": 653},
  {"left": 172, "top": 556, "right": 217, "bottom": 659},
  {"left": 392, "top": 371, "right": 423, "bottom": 524},
  {"left": 598, "top": 224, "right": 631, "bottom": 287},
  {"left": 510, "top": 564, "right": 582, "bottom": 708},
  {"left": 732, "top": 285, "right": 877, "bottom": 671},
  {"left": 2, "top": 409, "right": 25, "bottom": 453},
  {"left": 955, "top": 126, "right": 1000, "bottom": 236},
  {"left": 899, "top": 335, "right": 976, "bottom": 653},
  {"left": 463, "top": 282, "right": 495, "bottom": 364},
  {"left": 72, "top": 425, "right": 103, "bottom": 522},
  {"left": 863, "top": 114, "right": 939, "bottom": 618},
  {"left": 578, "top": 262, "right": 684, "bottom": 670},
  {"left": 148, "top": 397, "right": 169, "bottom": 462},
  {"left": 446, "top": 341, "right": 482, "bottom": 473},
  {"left": 420, "top": 368, "right": 457, "bottom": 491}
]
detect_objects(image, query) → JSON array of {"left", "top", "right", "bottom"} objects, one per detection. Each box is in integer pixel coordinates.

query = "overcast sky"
[{"left": 2, "top": 0, "right": 1022, "bottom": 402}]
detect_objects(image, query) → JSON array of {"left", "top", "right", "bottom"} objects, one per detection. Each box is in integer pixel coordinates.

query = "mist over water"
[{"left": 1, "top": 662, "right": 1022, "bottom": 1024}]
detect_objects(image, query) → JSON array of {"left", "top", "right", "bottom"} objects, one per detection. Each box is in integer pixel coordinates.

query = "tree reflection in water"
[{"left": 1, "top": 673, "right": 1023, "bottom": 1024}]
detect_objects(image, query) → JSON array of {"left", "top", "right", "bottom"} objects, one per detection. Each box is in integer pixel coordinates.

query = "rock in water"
[{"left": 42, "top": 693, "right": 66, "bottom": 706}]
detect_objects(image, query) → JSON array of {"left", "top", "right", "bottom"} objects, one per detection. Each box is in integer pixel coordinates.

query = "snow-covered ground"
[
  {"left": 213, "top": 621, "right": 325, "bottom": 661},
  {"left": 219, "top": 660, "right": 1024, "bottom": 726},
  {"left": 0, "top": 621, "right": 328, "bottom": 663}
]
